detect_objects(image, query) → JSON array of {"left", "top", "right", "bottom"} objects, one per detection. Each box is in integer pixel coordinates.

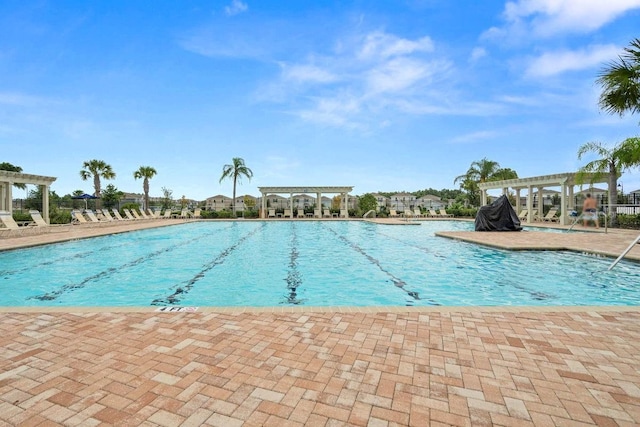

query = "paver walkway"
[{"left": 1, "top": 309, "right": 639, "bottom": 426}]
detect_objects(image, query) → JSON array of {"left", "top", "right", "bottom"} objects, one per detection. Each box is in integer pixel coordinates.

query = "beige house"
[
  {"left": 370, "top": 193, "right": 390, "bottom": 211},
  {"left": 389, "top": 192, "right": 416, "bottom": 211},
  {"left": 205, "top": 195, "right": 232, "bottom": 211},
  {"left": 416, "top": 195, "right": 443, "bottom": 210}
]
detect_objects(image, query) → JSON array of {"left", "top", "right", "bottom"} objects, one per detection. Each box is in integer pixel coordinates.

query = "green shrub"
[{"left": 616, "top": 213, "right": 640, "bottom": 229}]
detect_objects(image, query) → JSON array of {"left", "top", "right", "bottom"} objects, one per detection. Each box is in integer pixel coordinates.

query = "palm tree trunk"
[{"left": 232, "top": 177, "right": 237, "bottom": 216}]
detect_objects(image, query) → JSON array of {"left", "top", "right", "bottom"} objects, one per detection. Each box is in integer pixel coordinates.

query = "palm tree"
[
  {"left": 219, "top": 157, "right": 253, "bottom": 216},
  {"left": 454, "top": 158, "right": 517, "bottom": 206},
  {"left": 79, "top": 159, "right": 116, "bottom": 208},
  {"left": 133, "top": 166, "right": 157, "bottom": 211},
  {"left": 0, "top": 162, "right": 26, "bottom": 190},
  {"left": 577, "top": 138, "right": 640, "bottom": 210},
  {"left": 597, "top": 38, "right": 640, "bottom": 117}
]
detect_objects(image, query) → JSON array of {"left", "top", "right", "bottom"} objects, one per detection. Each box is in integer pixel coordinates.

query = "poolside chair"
[
  {"left": 314, "top": 209, "right": 321, "bottom": 218},
  {"left": 542, "top": 209, "right": 559, "bottom": 222},
  {"left": 297, "top": 209, "right": 305, "bottom": 218},
  {"left": 323, "top": 209, "right": 331, "bottom": 218},
  {"left": 389, "top": 209, "right": 399, "bottom": 218},
  {"left": 84, "top": 210, "right": 103, "bottom": 223},
  {"left": 193, "top": 208, "right": 201, "bottom": 218},
  {"left": 101, "top": 209, "right": 116, "bottom": 221},
  {"left": 517, "top": 209, "right": 528, "bottom": 221},
  {"left": 71, "top": 210, "right": 89, "bottom": 224},
  {"left": 414, "top": 208, "right": 424, "bottom": 218},
  {"left": 0, "top": 210, "right": 23, "bottom": 233},
  {"left": 146, "top": 209, "right": 157, "bottom": 219},
  {"left": 428, "top": 209, "right": 439, "bottom": 218},
  {"left": 122, "top": 209, "right": 136, "bottom": 220},
  {"left": 439, "top": 209, "right": 454, "bottom": 218},
  {"left": 162, "top": 209, "right": 173, "bottom": 219},
  {"left": 402, "top": 210, "right": 413, "bottom": 219},
  {"left": 138, "top": 209, "right": 150, "bottom": 219},
  {"left": 268, "top": 209, "right": 276, "bottom": 218},
  {"left": 112, "top": 209, "right": 128, "bottom": 221},
  {"left": 29, "top": 210, "right": 69, "bottom": 232},
  {"left": 283, "top": 209, "right": 292, "bottom": 218},
  {"left": 340, "top": 209, "right": 348, "bottom": 218}
]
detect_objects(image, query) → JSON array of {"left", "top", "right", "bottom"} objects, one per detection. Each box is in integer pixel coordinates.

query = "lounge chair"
[
  {"left": 402, "top": 210, "right": 413, "bottom": 218},
  {"left": 340, "top": 209, "right": 348, "bottom": 218},
  {"left": 146, "top": 209, "right": 157, "bottom": 219},
  {"left": 297, "top": 209, "right": 305, "bottom": 218},
  {"left": 30, "top": 210, "right": 69, "bottom": 232},
  {"left": 162, "top": 209, "right": 173, "bottom": 219},
  {"left": 112, "top": 209, "right": 127, "bottom": 221},
  {"left": 542, "top": 209, "right": 559, "bottom": 222},
  {"left": 123, "top": 209, "right": 136, "bottom": 220},
  {"left": 439, "top": 209, "right": 454, "bottom": 218},
  {"left": 84, "top": 210, "right": 102, "bottom": 223},
  {"left": 414, "top": 208, "right": 424, "bottom": 218},
  {"left": 71, "top": 210, "right": 89, "bottom": 224},
  {"left": 179, "top": 208, "right": 189, "bottom": 219},
  {"left": 323, "top": 209, "right": 331, "bottom": 218},
  {"left": 138, "top": 209, "right": 149, "bottom": 219},
  {"left": 0, "top": 210, "right": 26, "bottom": 235},
  {"left": 193, "top": 208, "right": 201, "bottom": 218},
  {"left": 428, "top": 209, "right": 439, "bottom": 218},
  {"left": 268, "top": 209, "right": 276, "bottom": 218},
  {"left": 389, "top": 209, "right": 399, "bottom": 218},
  {"left": 283, "top": 209, "right": 292, "bottom": 218},
  {"left": 313, "top": 209, "right": 321, "bottom": 218},
  {"left": 101, "top": 209, "right": 116, "bottom": 221},
  {"left": 517, "top": 209, "right": 528, "bottom": 221}
]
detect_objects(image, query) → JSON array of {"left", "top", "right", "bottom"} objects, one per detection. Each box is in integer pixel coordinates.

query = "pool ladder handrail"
[{"left": 607, "top": 233, "right": 640, "bottom": 271}]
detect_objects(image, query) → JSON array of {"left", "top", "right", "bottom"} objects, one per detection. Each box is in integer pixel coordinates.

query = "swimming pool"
[{"left": 1, "top": 221, "right": 638, "bottom": 307}]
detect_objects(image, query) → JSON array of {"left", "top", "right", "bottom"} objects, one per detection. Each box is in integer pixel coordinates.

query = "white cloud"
[
  {"left": 470, "top": 47, "right": 487, "bottom": 62},
  {"left": 225, "top": 0, "right": 248, "bottom": 16},
  {"left": 490, "top": 0, "right": 640, "bottom": 38},
  {"left": 525, "top": 44, "right": 621, "bottom": 77},
  {"left": 451, "top": 130, "right": 500, "bottom": 144},
  {"left": 281, "top": 64, "right": 339, "bottom": 84},
  {"left": 358, "top": 31, "right": 434, "bottom": 60}
]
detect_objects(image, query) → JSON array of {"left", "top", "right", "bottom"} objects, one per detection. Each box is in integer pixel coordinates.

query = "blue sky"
[{"left": 2, "top": 0, "right": 640, "bottom": 200}]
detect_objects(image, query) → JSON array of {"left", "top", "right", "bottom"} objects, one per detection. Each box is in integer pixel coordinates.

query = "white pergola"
[
  {"left": 258, "top": 186, "right": 353, "bottom": 218},
  {"left": 478, "top": 172, "right": 607, "bottom": 225},
  {"left": 0, "top": 170, "right": 57, "bottom": 223}
]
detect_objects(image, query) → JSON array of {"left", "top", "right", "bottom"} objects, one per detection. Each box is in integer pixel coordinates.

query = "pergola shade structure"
[
  {"left": 0, "top": 170, "right": 57, "bottom": 224},
  {"left": 258, "top": 186, "right": 353, "bottom": 218},
  {"left": 478, "top": 172, "right": 608, "bottom": 225}
]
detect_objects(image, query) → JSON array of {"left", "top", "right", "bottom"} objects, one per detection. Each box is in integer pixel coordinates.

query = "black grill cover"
[{"left": 474, "top": 194, "right": 522, "bottom": 231}]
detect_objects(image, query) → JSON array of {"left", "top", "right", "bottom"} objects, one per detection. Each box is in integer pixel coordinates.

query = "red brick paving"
[{"left": 1, "top": 310, "right": 639, "bottom": 426}]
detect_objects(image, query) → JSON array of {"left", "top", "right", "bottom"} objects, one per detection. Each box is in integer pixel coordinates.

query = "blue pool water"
[{"left": 1, "top": 221, "right": 638, "bottom": 307}]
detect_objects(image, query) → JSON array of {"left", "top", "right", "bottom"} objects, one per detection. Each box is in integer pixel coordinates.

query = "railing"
[
  {"left": 363, "top": 210, "right": 376, "bottom": 218},
  {"left": 608, "top": 234, "right": 640, "bottom": 271}
]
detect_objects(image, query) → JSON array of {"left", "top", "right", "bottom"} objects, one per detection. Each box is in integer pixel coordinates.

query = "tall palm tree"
[
  {"left": 577, "top": 138, "right": 640, "bottom": 209},
  {"left": 454, "top": 158, "right": 518, "bottom": 206},
  {"left": 219, "top": 157, "right": 253, "bottom": 216},
  {"left": 597, "top": 38, "right": 640, "bottom": 117},
  {"left": 133, "top": 166, "right": 157, "bottom": 211},
  {"left": 79, "top": 159, "right": 116, "bottom": 208}
]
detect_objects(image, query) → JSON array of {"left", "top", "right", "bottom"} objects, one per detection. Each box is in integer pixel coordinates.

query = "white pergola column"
[
  {"left": 481, "top": 189, "right": 487, "bottom": 206},
  {"left": 537, "top": 186, "right": 544, "bottom": 220},
  {"left": 316, "top": 192, "right": 322, "bottom": 217},
  {"left": 515, "top": 188, "right": 521, "bottom": 213},
  {"left": 261, "top": 191, "right": 266, "bottom": 218},
  {"left": 3, "top": 181, "right": 13, "bottom": 214},
  {"left": 42, "top": 185, "right": 50, "bottom": 224},
  {"left": 289, "top": 192, "right": 293, "bottom": 217},
  {"left": 560, "top": 183, "right": 568, "bottom": 225},
  {"left": 526, "top": 185, "right": 533, "bottom": 223},
  {"left": 343, "top": 193, "right": 349, "bottom": 217}
]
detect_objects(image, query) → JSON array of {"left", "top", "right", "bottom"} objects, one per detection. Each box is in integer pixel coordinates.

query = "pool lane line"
[
  {"left": 281, "top": 222, "right": 305, "bottom": 305},
  {"left": 322, "top": 224, "right": 434, "bottom": 306},
  {"left": 29, "top": 223, "right": 234, "bottom": 302},
  {"left": 151, "top": 222, "right": 267, "bottom": 306}
]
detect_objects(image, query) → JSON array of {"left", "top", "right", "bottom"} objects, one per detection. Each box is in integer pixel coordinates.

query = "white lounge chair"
[
  {"left": 30, "top": 210, "right": 68, "bottom": 232},
  {"left": 297, "top": 209, "right": 305, "bottom": 218},
  {"left": 193, "top": 208, "right": 201, "bottom": 218},
  {"left": 439, "top": 209, "right": 454, "bottom": 218},
  {"left": 101, "top": 209, "right": 116, "bottom": 221},
  {"left": 162, "top": 209, "right": 173, "bottom": 219},
  {"left": 0, "top": 210, "right": 31, "bottom": 236},
  {"left": 323, "top": 209, "right": 331, "bottom": 218},
  {"left": 84, "top": 210, "right": 103, "bottom": 223},
  {"left": 414, "top": 208, "right": 424, "bottom": 218},
  {"left": 428, "top": 209, "right": 439, "bottom": 218},
  {"left": 340, "top": 209, "right": 348, "bottom": 218},
  {"left": 123, "top": 209, "right": 136, "bottom": 220},
  {"left": 542, "top": 209, "right": 559, "bottom": 222},
  {"left": 268, "top": 209, "right": 276, "bottom": 218},
  {"left": 314, "top": 209, "right": 321, "bottom": 218},
  {"left": 283, "top": 209, "right": 292, "bottom": 218},
  {"left": 112, "top": 209, "right": 127, "bottom": 221},
  {"left": 389, "top": 209, "right": 399, "bottom": 218}
]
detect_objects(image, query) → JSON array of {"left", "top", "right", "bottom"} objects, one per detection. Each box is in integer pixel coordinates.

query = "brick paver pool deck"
[{"left": 1, "top": 219, "right": 639, "bottom": 426}]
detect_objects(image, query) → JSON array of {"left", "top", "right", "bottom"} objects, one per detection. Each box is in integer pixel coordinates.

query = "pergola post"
[
  {"left": 560, "top": 183, "right": 568, "bottom": 225},
  {"left": 515, "top": 188, "right": 521, "bottom": 213},
  {"left": 481, "top": 189, "right": 487, "bottom": 206},
  {"left": 42, "top": 185, "right": 50, "bottom": 224},
  {"left": 526, "top": 186, "right": 534, "bottom": 223},
  {"left": 261, "top": 191, "right": 266, "bottom": 218},
  {"left": 316, "top": 192, "right": 321, "bottom": 217}
]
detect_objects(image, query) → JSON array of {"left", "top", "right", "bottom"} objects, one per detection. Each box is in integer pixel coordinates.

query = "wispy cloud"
[
  {"left": 451, "top": 130, "right": 500, "bottom": 144},
  {"left": 485, "top": 0, "right": 640, "bottom": 40},
  {"left": 525, "top": 44, "right": 621, "bottom": 77},
  {"left": 225, "top": 0, "right": 248, "bottom": 16}
]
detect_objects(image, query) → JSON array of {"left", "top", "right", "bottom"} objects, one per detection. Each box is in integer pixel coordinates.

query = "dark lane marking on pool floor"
[
  {"left": 281, "top": 222, "right": 305, "bottom": 305},
  {"left": 323, "top": 225, "right": 436, "bottom": 306},
  {"left": 30, "top": 224, "right": 235, "bottom": 302},
  {"left": 151, "top": 222, "right": 266, "bottom": 306}
]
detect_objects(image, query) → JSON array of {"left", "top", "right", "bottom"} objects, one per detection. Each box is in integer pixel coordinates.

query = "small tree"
[
  {"left": 358, "top": 194, "right": 378, "bottom": 214},
  {"left": 161, "top": 187, "right": 173, "bottom": 210},
  {"left": 101, "top": 184, "right": 124, "bottom": 209}
]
